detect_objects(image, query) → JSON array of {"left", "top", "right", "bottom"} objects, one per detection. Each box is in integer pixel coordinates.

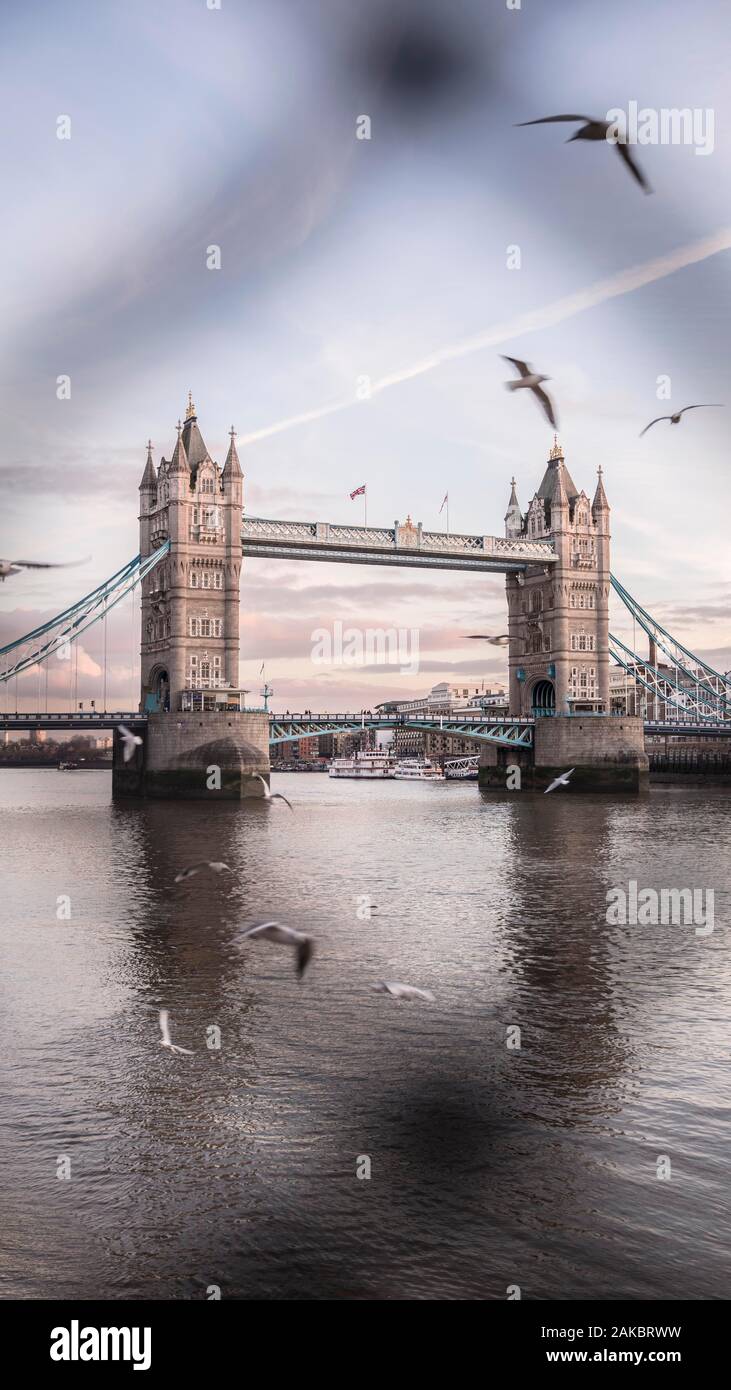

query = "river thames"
[{"left": 0, "top": 770, "right": 728, "bottom": 1300}]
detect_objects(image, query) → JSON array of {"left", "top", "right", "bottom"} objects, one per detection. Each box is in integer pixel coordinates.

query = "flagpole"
[
  {"left": 364, "top": 485, "right": 367, "bottom": 528},
  {"left": 446, "top": 494, "right": 449, "bottom": 536}
]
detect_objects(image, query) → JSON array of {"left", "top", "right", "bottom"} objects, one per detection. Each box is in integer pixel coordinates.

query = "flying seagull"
[
  {"left": 372, "top": 981, "right": 435, "bottom": 1002},
  {"left": 639, "top": 404, "right": 723, "bottom": 437},
  {"left": 515, "top": 114, "right": 651, "bottom": 193},
  {"left": 174, "top": 861, "right": 231, "bottom": 883},
  {"left": 158, "top": 1009, "right": 194, "bottom": 1055},
  {"left": 0, "top": 556, "right": 90, "bottom": 582},
  {"left": 118, "top": 724, "right": 143, "bottom": 763},
  {"left": 249, "top": 773, "right": 293, "bottom": 810},
  {"left": 545, "top": 768, "right": 575, "bottom": 794},
  {"left": 236, "top": 921, "right": 314, "bottom": 978},
  {"left": 466, "top": 634, "right": 509, "bottom": 645},
  {"left": 501, "top": 356, "right": 558, "bottom": 429}
]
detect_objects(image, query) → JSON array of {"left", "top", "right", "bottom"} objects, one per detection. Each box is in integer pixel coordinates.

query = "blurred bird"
[
  {"left": 174, "top": 861, "right": 231, "bottom": 883},
  {"left": 158, "top": 1010, "right": 194, "bottom": 1055},
  {"left": 515, "top": 114, "right": 651, "bottom": 193},
  {"left": 545, "top": 768, "right": 575, "bottom": 794},
  {"left": 372, "top": 981, "right": 435, "bottom": 1002},
  {"left": 501, "top": 356, "right": 558, "bottom": 429},
  {"left": 236, "top": 921, "right": 314, "bottom": 978},
  {"left": 0, "top": 556, "right": 89, "bottom": 582},
  {"left": 118, "top": 724, "right": 143, "bottom": 763},
  {"left": 249, "top": 773, "right": 293, "bottom": 810},
  {"left": 640, "top": 403, "right": 723, "bottom": 436},
  {"left": 466, "top": 634, "right": 509, "bottom": 645}
]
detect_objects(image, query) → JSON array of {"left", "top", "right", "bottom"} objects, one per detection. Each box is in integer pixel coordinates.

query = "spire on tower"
[
  {"left": 139, "top": 439, "right": 157, "bottom": 490},
  {"left": 504, "top": 475, "right": 522, "bottom": 536},
  {"left": 549, "top": 434, "right": 564, "bottom": 461},
  {"left": 592, "top": 463, "right": 609, "bottom": 512},
  {"left": 169, "top": 419, "right": 189, "bottom": 474},
  {"left": 185, "top": 391, "right": 196, "bottom": 421},
  {"left": 222, "top": 425, "right": 243, "bottom": 480},
  {"left": 553, "top": 457, "right": 569, "bottom": 508}
]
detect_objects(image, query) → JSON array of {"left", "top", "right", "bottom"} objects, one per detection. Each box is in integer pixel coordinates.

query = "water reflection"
[{"left": 0, "top": 773, "right": 728, "bottom": 1299}]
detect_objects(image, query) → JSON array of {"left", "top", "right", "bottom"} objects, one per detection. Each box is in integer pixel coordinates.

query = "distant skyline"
[{"left": 2, "top": 0, "right": 729, "bottom": 709}]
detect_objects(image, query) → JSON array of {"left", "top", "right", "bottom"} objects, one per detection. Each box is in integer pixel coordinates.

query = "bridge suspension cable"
[
  {"left": 609, "top": 631, "right": 726, "bottom": 722},
  {"left": 610, "top": 574, "right": 731, "bottom": 713},
  {"left": 0, "top": 543, "right": 170, "bottom": 686}
]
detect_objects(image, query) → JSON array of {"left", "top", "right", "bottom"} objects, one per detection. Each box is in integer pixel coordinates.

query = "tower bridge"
[{"left": 2, "top": 396, "right": 728, "bottom": 796}]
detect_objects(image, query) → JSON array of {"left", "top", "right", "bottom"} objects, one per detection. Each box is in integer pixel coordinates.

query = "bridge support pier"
[
  {"left": 478, "top": 715, "right": 649, "bottom": 792},
  {"left": 112, "top": 712, "right": 270, "bottom": 799}
]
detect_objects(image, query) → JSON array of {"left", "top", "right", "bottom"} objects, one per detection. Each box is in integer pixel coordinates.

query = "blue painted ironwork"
[
  {"left": 611, "top": 573, "right": 731, "bottom": 713},
  {"left": 0, "top": 543, "right": 170, "bottom": 684},
  {"left": 609, "top": 632, "right": 726, "bottom": 722},
  {"left": 269, "top": 714, "right": 535, "bottom": 748}
]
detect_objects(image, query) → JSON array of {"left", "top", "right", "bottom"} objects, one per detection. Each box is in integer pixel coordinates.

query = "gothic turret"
[
  {"left": 504, "top": 477, "right": 522, "bottom": 537},
  {"left": 139, "top": 440, "right": 156, "bottom": 492},
  {"left": 222, "top": 426, "right": 243, "bottom": 481},
  {"left": 168, "top": 421, "right": 189, "bottom": 476},
  {"left": 592, "top": 464, "right": 609, "bottom": 515}
]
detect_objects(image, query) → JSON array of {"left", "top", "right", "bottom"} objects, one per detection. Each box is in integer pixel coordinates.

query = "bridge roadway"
[{"left": 1, "top": 712, "right": 729, "bottom": 742}]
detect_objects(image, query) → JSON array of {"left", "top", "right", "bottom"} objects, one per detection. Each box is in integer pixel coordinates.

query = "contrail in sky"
[{"left": 237, "top": 225, "right": 731, "bottom": 447}]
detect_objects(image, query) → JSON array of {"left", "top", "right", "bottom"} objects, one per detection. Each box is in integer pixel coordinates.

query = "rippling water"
[{"left": 0, "top": 770, "right": 728, "bottom": 1300}]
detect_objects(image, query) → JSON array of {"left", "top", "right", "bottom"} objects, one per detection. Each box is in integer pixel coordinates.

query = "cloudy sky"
[{"left": 1, "top": 0, "right": 729, "bottom": 709}]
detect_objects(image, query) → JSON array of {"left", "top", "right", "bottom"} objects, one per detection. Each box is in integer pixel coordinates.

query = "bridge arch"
[
  {"left": 530, "top": 678, "right": 555, "bottom": 716},
  {"left": 144, "top": 664, "right": 170, "bottom": 713}
]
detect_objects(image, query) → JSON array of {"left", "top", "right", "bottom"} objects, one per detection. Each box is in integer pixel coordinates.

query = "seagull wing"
[
  {"left": 533, "top": 385, "right": 558, "bottom": 429},
  {"left": 159, "top": 1010, "right": 172, "bottom": 1045},
  {"left": 563, "top": 768, "right": 575, "bottom": 780},
  {"left": 515, "top": 115, "right": 594, "bottom": 126},
  {"left": 500, "top": 354, "right": 530, "bottom": 377},
  {"left": 614, "top": 141, "right": 651, "bottom": 193},
  {"left": 10, "top": 557, "right": 90, "bottom": 569},
  {"left": 174, "top": 862, "right": 209, "bottom": 881},
  {"left": 678, "top": 403, "right": 724, "bottom": 415},
  {"left": 296, "top": 937, "right": 314, "bottom": 978},
  {"left": 272, "top": 793, "right": 293, "bottom": 810},
  {"left": 639, "top": 416, "right": 670, "bottom": 437},
  {"left": 237, "top": 920, "right": 282, "bottom": 941}
]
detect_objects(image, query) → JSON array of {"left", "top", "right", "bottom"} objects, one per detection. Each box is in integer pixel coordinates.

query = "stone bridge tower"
[
  {"left": 138, "top": 394, "right": 243, "bottom": 713},
  {"left": 504, "top": 438, "right": 610, "bottom": 718},
  {"left": 116, "top": 394, "right": 269, "bottom": 799}
]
